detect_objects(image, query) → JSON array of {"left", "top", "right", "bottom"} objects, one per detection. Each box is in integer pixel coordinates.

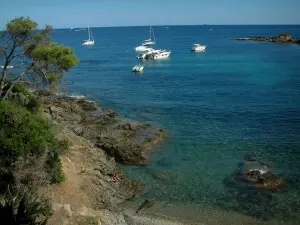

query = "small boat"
[
  {"left": 132, "top": 64, "right": 144, "bottom": 72},
  {"left": 137, "top": 49, "right": 170, "bottom": 60},
  {"left": 82, "top": 25, "right": 95, "bottom": 45},
  {"left": 1, "top": 65, "right": 14, "bottom": 69},
  {"left": 190, "top": 44, "right": 206, "bottom": 52}
]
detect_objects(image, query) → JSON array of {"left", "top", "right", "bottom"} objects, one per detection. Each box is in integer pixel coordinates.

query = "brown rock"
[
  {"left": 77, "top": 100, "right": 98, "bottom": 111},
  {"left": 233, "top": 33, "right": 300, "bottom": 44},
  {"left": 243, "top": 170, "right": 284, "bottom": 190}
]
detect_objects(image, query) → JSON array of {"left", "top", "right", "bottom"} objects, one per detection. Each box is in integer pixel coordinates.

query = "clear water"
[{"left": 53, "top": 25, "right": 300, "bottom": 223}]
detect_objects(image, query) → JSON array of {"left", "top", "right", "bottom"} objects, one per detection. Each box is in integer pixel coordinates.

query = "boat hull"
[
  {"left": 153, "top": 51, "right": 171, "bottom": 60},
  {"left": 191, "top": 45, "right": 206, "bottom": 51},
  {"left": 132, "top": 65, "right": 144, "bottom": 72},
  {"left": 82, "top": 40, "right": 95, "bottom": 45}
]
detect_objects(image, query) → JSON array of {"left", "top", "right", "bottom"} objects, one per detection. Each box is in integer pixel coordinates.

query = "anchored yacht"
[
  {"left": 134, "top": 24, "right": 155, "bottom": 51},
  {"left": 190, "top": 44, "right": 206, "bottom": 52},
  {"left": 82, "top": 25, "right": 95, "bottom": 45},
  {"left": 137, "top": 49, "right": 170, "bottom": 60}
]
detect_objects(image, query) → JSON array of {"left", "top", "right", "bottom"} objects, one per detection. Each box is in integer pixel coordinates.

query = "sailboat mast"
[
  {"left": 88, "top": 24, "right": 91, "bottom": 40},
  {"left": 149, "top": 22, "right": 152, "bottom": 41}
]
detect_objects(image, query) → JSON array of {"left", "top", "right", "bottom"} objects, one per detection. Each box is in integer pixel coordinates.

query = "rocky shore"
[
  {"left": 233, "top": 33, "right": 300, "bottom": 44},
  {"left": 39, "top": 91, "right": 165, "bottom": 165},
  {"left": 34, "top": 91, "right": 175, "bottom": 224}
]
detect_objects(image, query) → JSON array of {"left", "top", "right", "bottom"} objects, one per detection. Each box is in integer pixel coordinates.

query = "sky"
[{"left": 0, "top": 0, "right": 300, "bottom": 28}]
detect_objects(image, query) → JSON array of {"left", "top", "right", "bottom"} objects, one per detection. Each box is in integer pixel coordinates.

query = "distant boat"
[
  {"left": 134, "top": 23, "right": 155, "bottom": 51},
  {"left": 190, "top": 44, "right": 206, "bottom": 52},
  {"left": 152, "top": 50, "right": 171, "bottom": 60},
  {"left": 1, "top": 65, "right": 14, "bottom": 69},
  {"left": 132, "top": 64, "right": 144, "bottom": 72},
  {"left": 142, "top": 24, "right": 155, "bottom": 46},
  {"left": 136, "top": 49, "right": 171, "bottom": 60},
  {"left": 82, "top": 25, "right": 95, "bottom": 45}
]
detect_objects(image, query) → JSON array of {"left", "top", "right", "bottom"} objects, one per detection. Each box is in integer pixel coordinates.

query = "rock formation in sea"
[
  {"left": 219, "top": 153, "right": 290, "bottom": 221},
  {"left": 233, "top": 33, "right": 300, "bottom": 44}
]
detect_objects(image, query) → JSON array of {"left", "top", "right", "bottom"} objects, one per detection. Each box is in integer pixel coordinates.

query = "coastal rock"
[
  {"left": 34, "top": 90, "right": 53, "bottom": 96},
  {"left": 77, "top": 99, "right": 99, "bottom": 111},
  {"left": 96, "top": 142, "right": 146, "bottom": 165},
  {"left": 41, "top": 94, "right": 165, "bottom": 165},
  {"left": 233, "top": 33, "right": 300, "bottom": 44}
]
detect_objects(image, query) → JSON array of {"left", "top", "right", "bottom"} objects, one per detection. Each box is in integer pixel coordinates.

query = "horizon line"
[{"left": 52, "top": 24, "right": 300, "bottom": 29}]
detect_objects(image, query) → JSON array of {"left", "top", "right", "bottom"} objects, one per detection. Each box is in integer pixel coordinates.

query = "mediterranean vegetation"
[{"left": 0, "top": 17, "right": 78, "bottom": 224}]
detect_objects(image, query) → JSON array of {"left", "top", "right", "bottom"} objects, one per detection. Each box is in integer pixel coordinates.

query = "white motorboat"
[
  {"left": 132, "top": 64, "right": 144, "bottom": 72},
  {"left": 137, "top": 49, "right": 170, "bottom": 60},
  {"left": 82, "top": 25, "right": 95, "bottom": 45},
  {"left": 190, "top": 44, "right": 206, "bottom": 52},
  {"left": 152, "top": 50, "right": 171, "bottom": 60},
  {"left": 136, "top": 48, "right": 158, "bottom": 59}
]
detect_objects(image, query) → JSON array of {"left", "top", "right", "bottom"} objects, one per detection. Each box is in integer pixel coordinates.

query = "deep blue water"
[{"left": 54, "top": 25, "right": 300, "bottom": 223}]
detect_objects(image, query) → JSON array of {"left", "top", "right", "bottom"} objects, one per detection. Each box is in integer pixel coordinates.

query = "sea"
[{"left": 53, "top": 25, "right": 300, "bottom": 224}]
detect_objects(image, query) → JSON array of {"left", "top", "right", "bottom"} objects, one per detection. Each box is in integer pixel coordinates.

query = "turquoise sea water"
[{"left": 54, "top": 25, "right": 300, "bottom": 223}]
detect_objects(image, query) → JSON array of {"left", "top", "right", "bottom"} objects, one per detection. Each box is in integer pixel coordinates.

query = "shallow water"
[{"left": 53, "top": 25, "right": 300, "bottom": 223}]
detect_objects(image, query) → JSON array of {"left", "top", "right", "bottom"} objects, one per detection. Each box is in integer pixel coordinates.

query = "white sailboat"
[
  {"left": 134, "top": 24, "right": 155, "bottom": 52},
  {"left": 82, "top": 25, "right": 95, "bottom": 45},
  {"left": 142, "top": 24, "right": 155, "bottom": 46}
]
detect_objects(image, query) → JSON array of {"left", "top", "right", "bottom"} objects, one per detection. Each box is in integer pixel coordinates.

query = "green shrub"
[
  {"left": 45, "top": 150, "right": 65, "bottom": 183},
  {"left": 0, "top": 101, "right": 53, "bottom": 158},
  {"left": 11, "top": 83, "right": 34, "bottom": 100},
  {"left": 11, "top": 84, "right": 43, "bottom": 114},
  {"left": 0, "top": 101, "right": 67, "bottom": 184}
]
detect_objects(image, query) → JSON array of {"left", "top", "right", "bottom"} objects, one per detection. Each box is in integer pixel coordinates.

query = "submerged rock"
[
  {"left": 135, "top": 200, "right": 154, "bottom": 214},
  {"left": 221, "top": 153, "right": 287, "bottom": 220}
]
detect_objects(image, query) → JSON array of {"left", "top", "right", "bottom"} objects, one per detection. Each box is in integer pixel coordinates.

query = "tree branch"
[{"left": 2, "top": 63, "right": 34, "bottom": 100}]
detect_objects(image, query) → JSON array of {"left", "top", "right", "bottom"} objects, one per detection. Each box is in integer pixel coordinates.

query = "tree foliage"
[{"left": 0, "top": 17, "right": 78, "bottom": 98}]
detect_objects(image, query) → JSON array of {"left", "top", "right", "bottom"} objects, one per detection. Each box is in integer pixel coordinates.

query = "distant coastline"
[{"left": 233, "top": 33, "right": 300, "bottom": 44}]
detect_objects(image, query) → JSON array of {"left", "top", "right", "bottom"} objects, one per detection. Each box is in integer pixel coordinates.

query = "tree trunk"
[
  {"left": 0, "top": 67, "right": 8, "bottom": 96},
  {"left": 2, "top": 64, "right": 34, "bottom": 100}
]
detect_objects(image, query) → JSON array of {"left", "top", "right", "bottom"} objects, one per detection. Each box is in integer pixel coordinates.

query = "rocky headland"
[
  {"left": 38, "top": 91, "right": 165, "bottom": 165},
  {"left": 32, "top": 91, "right": 190, "bottom": 225},
  {"left": 233, "top": 33, "right": 300, "bottom": 44}
]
